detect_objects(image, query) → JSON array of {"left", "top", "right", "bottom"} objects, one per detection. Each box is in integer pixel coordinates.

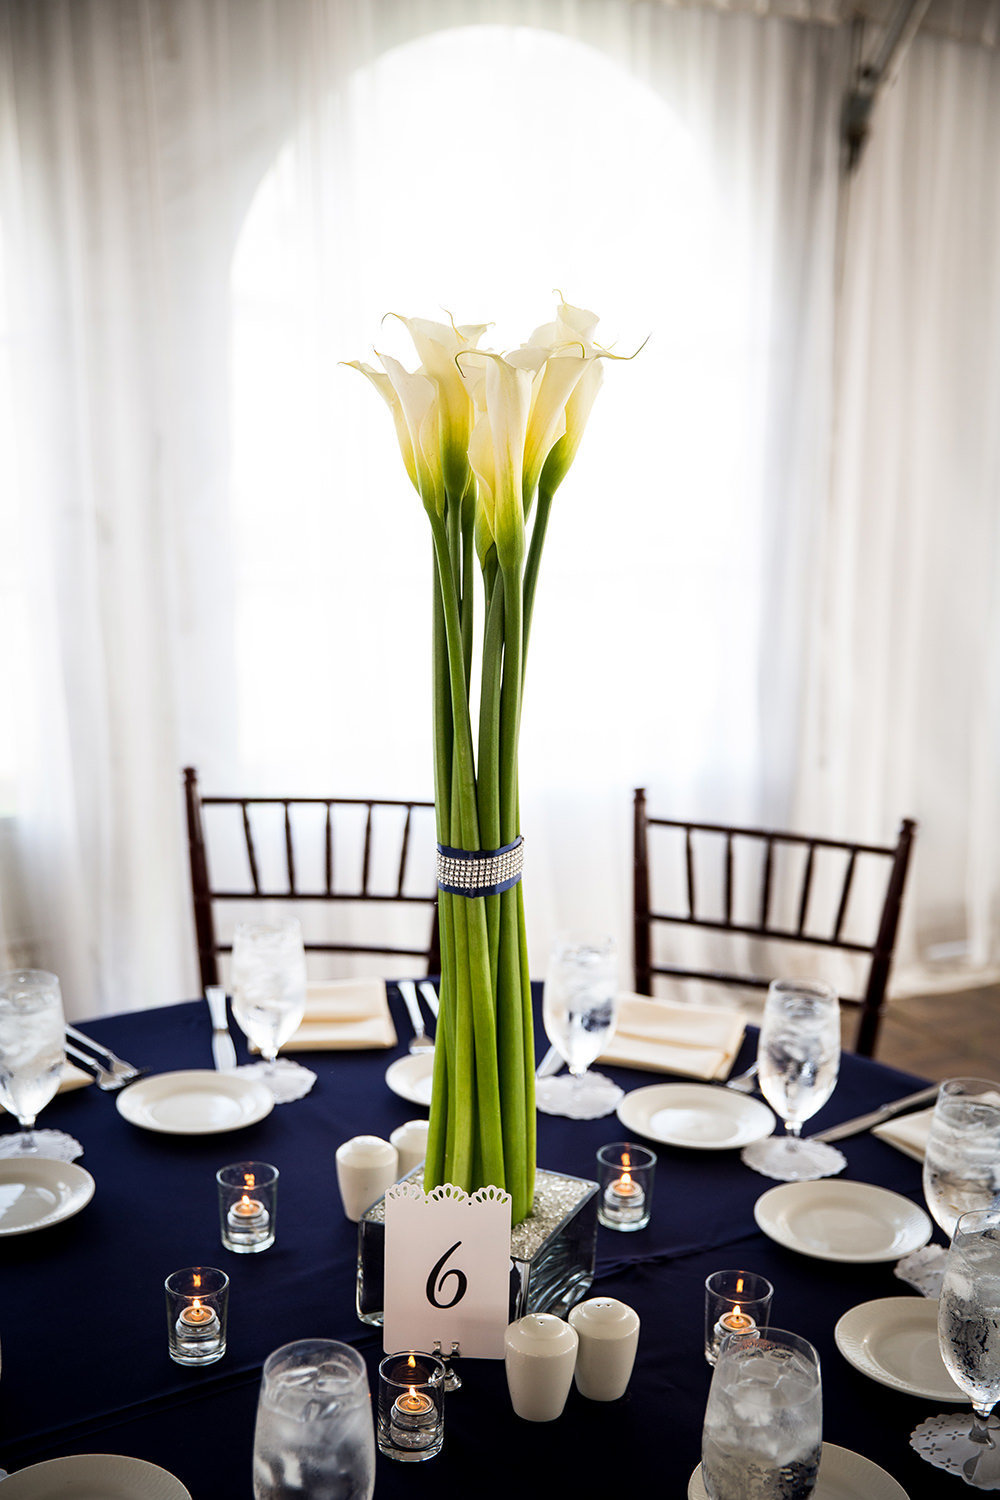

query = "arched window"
[{"left": 230, "top": 23, "right": 794, "bottom": 963}]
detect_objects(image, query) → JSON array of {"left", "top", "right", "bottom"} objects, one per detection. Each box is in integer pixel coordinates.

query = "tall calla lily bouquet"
[{"left": 349, "top": 301, "right": 620, "bottom": 1226}]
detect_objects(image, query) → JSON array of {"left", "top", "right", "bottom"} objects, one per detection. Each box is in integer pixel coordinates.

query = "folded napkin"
[
  {"left": 0, "top": 1062, "right": 93, "bottom": 1113},
  {"left": 277, "top": 978, "right": 397, "bottom": 1052},
  {"left": 873, "top": 1106, "right": 935, "bottom": 1162},
  {"left": 598, "top": 994, "right": 745, "bottom": 1081}
]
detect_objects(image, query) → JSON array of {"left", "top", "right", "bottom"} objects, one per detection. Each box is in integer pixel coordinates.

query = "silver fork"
[
  {"left": 65, "top": 1025, "right": 144, "bottom": 1089},
  {"left": 398, "top": 981, "right": 434, "bottom": 1053},
  {"left": 724, "top": 1060, "right": 759, "bottom": 1094}
]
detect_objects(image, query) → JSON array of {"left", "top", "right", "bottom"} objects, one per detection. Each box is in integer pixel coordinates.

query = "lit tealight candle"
[
  {"left": 389, "top": 1356, "right": 438, "bottom": 1450},
  {"left": 176, "top": 1298, "right": 221, "bottom": 1340},
  {"left": 602, "top": 1153, "right": 646, "bottom": 1226},
  {"left": 715, "top": 1305, "right": 756, "bottom": 1337},
  {"left": 227, "top": 1187, "right": 269, "bottom": 1234},
  {"left": 712, "top": 1304, "right": 760, "bottom": 1361}
]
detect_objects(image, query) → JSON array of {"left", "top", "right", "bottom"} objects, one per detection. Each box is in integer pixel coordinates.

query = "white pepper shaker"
[
  {"left": 389, "top": 1119, "right": 430, "bottom": 1178},
  {"left": 568, "top": 1297, "right": 640, "bottom": 1401},
  {"left": 335, "top": 1135, "right": 398, "bottom": 1221},
  {"left": 504, "top": 1314, "right": 579, "bottom": 1421}
]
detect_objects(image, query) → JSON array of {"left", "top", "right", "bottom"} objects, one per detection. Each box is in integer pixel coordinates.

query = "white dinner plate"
[
  {"left": 754, "top": 1180, "right": 932, "bottom": 1263},
  {"left": 0, "top": 1157, "right": 95, "bottom": 1237},
  {"left": 0, "top": 1454, "right": 191, "bottom": 1498},
  {"left": 616, "top": 1082, "right": 775, "bottom": 1150},
  {"left": 115, "top": 1070, "right": 274, "bottom": 1134},
  {"left": 835, "top": 1296, "right": 966, "bottom": 1401},
  {"left": 688, "top": 1442, "right": 909, "bottom": 1499},
  {"left": 385, "top": 1052, "right": 433, "bottom": 1108}
]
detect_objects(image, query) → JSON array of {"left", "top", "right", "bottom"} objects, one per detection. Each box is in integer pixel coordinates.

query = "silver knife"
[
  {"left": 206, "top": 986, "right": 237, "bottom": 1071},
  {"left": 810, "top": 1083, "right": 940, "bottom": 1143}
]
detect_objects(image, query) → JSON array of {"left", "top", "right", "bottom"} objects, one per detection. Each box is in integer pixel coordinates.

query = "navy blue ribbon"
[{"left": 436, "top": 835, "right": 524, "bottom": 898}]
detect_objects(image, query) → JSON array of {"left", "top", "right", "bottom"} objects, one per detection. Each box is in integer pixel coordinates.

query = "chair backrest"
[
  {"left": 184, "top": 767, "right": 440, "bottom": 992},
  {"left": 632, "top": 788, "right": 916, "bottom": 1057}
]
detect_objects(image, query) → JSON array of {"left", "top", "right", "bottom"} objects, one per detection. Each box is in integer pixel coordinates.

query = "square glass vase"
[{"left": 356, "top": 1166, "right": 598, "bottom": 1328}]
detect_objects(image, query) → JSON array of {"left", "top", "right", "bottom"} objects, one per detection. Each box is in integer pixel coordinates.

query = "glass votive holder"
[
  {"left": 596, "top": 1142, "right": 656, "bottom": 1231},
  {"left": 377, "top": 1351, "right": 445, "bottom": 1461},
  {"left": 704, "top": 1268, "right": 774, "bottom": 1365},
  {"left": 165, "top": 1267, "right": 229, "bottom": 1366},
  {"left": 217, "top": 1161, "right": 278, "bottom": 1253}
]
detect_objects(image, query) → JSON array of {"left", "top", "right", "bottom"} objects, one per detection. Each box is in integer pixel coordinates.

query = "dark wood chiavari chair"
[
  {"left": 633, "top": 788, "right": 916, "bottom": 1057},
  {"left": 183, "top": 766, "right": 440, "bottom": 992}
]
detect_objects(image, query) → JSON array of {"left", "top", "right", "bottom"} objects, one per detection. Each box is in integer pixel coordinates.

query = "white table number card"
[{"left": 383, "top": 1182, "right": 512, "bottom": 1358}]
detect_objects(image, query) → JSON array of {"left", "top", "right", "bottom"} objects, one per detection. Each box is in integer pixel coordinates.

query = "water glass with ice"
[
  {"left": 701, "top": 1326, "right": 822, "bottom": 1500},
  {"left": 0, "top": 970, "right": 76, "bottom": 1161},
  {"left": 231, "top": 918, "right": 309, "bottom": 1092},
  {"left": 922, "top": 1077, "right": 1000, "bottom": 1239},
  {"left": 253, "top": 1339, "right": 375, "bottom": 1500},
  {"left": 536, "top": 935, "right": 622, "bottom": 1119},
  {"left": 741, "top": 980, "right": 844, "bottom": 1181}
]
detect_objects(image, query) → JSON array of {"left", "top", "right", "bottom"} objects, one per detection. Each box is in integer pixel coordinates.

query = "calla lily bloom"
[{"left": 389, "top": 315, "right": 487, "bottom": 500}]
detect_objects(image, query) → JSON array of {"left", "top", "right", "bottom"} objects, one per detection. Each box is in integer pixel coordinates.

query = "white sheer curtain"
[
  {"left": 0, "top": 0, "right": 995, "bottom": 1016},
  {"left": 797, "top": 32, "right": 1000, "bottom": 990}
]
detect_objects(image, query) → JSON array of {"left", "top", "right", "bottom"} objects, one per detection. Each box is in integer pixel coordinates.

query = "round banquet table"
[{"left": 0, "top": 987, "right": 949, "bottom": 1498}]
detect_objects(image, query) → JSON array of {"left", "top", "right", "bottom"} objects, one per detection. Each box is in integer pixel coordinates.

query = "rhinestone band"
[{"left": 436, "top": 836, "right": 524, "bottom": 898}]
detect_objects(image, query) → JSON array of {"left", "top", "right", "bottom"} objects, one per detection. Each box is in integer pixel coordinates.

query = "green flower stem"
[
  {"left": 460, "top": 481, "right": 476, "bottom": 685},
  {"left": 522, "top": 486, "right": 554, "bottom": 677},
  {"left": 496, "top": 560, "right": 529, "bottom": 1217},
  {"left": 424, "top": 547, "right": 453, "bottom": 1191},
  {"left": 428, "top": 511, "right": 505, "bottom": 1193},
  {"left": 517, "top": 881, "right": 536, "bottom": 1196},
  {"left": 478, "top": 556, "right": 504, "bottom": 987}
]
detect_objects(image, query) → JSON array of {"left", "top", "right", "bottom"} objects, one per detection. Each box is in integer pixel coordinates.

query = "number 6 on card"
[{"left": 383, "top": 1183, "right": 512, "bottom": 1359}]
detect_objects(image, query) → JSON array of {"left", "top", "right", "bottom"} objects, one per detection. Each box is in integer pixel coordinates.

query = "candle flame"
[
  {"left": 192, "top": 1298, "right": 203, "bottom": 1313},
  {"left": 241, "top": 1193, "right": 253, "bottom": 1209},
  {"left": 621, "top": 1170, "right": 633, "bottom": 1189},
  {"left": 733, "top": 1304, "right": 741, "bottom": 1319}
]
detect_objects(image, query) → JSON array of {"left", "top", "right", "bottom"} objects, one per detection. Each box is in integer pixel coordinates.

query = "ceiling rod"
[{"left": 841, "top": 0, "right": 933, "bottom": 171}]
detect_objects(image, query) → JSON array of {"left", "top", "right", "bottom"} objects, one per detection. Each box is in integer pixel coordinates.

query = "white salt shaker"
[
  {"left": 390, "top": 1119, "right": 430, "bottom": 1178},
  {"left": 568, "top": 1297, "right": 640, "bottom": 1401},
  {"left": 504, "top": 1314, "right": 579, "bottom": 1421},
  {"left": 335, "top": 1135, "right": 398, "bottom": 1221}
]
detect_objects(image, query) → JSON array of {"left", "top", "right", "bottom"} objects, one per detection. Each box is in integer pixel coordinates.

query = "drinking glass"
[
  {"left": 535, "top": 935, "right": 622, "bottom": 1119},
  {"left": 741, "top": 980, "right": 844, "bottom": 1180},
  {"left": 913, "top": 1207, "right": 1000, "bottom": 1488},
  {"left": 0, "top": 971, "right": 77, "bottom": 1161},
  {"left": 701, "top": 1327, "right": 822, "bottom": 1500},
  {"left": 253, "top": 1339, "right": 375, "bottom": 1500},
  {"left": 923, "top": 1079, "right": 1000, "bottom": 1240},
  {"left": 231, "top": 919, "right": 307, "bottom": 1087}
]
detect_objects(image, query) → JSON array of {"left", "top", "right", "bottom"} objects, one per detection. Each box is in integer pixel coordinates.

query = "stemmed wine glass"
[
  {"left": 741, "top": 979, "right": 845, "bottom": 1181},
  {"left": 911, "top": 1207, "right": 1000, "bottom": 1489},
  {"left": 901, "top": 1078, "right": 1000, "bottom": 1294},
  {"left": 231, "top": 918, "right": 311, "bottom": 1099},
  {"left": 924, "top": 1079, "right": 1000, "bottom": 1240},
  {"left": 535, "top": 935, "right": 622, "bottom": 1119},
  {"left": 0, "top": 970, "right": 78, "bottom": 1161}
]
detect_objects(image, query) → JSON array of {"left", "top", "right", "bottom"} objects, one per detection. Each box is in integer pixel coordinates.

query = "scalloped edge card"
[{"left": 383, "top": 1182, "right": 512, "bottom": 1358}]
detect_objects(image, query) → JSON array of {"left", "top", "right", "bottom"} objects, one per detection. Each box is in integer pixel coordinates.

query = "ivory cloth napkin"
[
  {"left": 598, "top": 994, "right": 745, "bottom": 1081},
  {"left": 0, "top": 1062, "right": 93, "bottom": 1112},
  {"left": 277, "top": 978, "right": 397, "bottom": 1051},
  {"left": 873, "top": 1106, "right": 935, "bottom": 1162}
]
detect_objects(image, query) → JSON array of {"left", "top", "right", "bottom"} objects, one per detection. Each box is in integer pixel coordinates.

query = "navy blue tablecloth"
[{"left": 0, "top": 990, "right": 946, "bottom": 1498}]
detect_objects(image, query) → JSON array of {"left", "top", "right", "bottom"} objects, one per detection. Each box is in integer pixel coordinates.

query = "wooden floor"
[{"left": 872, "top": 984, "right": 1000, "bottom": 1080}]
